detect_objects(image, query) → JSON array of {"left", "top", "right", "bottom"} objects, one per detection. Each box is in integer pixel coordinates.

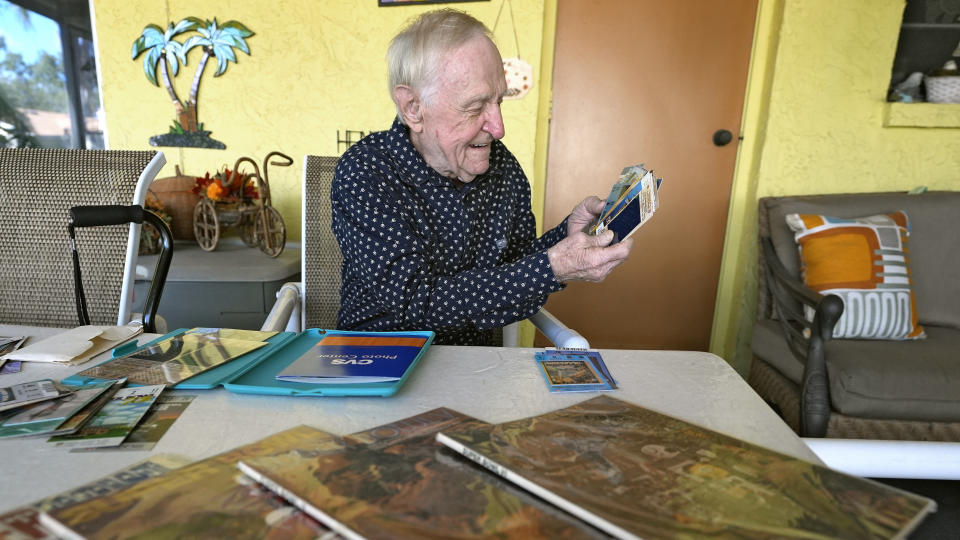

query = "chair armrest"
[
  {"left": 761, "top": 236, "right": 843, "bottom": 437},
  {"left": 529, "top": 309, "right": 590, "bottom": 349},
  {"left": 761, "top": 236, "right": 821, "bottom": 309},
  {"left": 261, "top": 282, "right": 303, "bottom": 333}
]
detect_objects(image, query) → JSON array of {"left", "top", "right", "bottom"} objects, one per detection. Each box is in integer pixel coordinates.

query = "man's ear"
[{"left": 393, "top": 85, "right": 423, "bottom": 133}]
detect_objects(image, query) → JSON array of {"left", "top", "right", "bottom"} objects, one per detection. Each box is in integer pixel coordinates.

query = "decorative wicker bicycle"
[{"left": 192, "top": 151, "right": 292, "bottom": 258}]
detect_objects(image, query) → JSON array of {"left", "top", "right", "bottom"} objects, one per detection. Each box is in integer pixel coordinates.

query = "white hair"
[{"left": 387, "top": 9, "right": 492, "bottom": 123}]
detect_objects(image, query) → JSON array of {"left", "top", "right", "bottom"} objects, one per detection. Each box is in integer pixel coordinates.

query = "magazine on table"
[
  {"left": 436, "top": 395, "right": 935, "bottom": 539},
  {"left": 238, "top": 408, "right": 605, "bottom": 539},
  {"left": 0, "top": 453, "right": 192, "bottom": 540},
  {"left": 39, "top": 425, "right": 347, "bottom": 539}
]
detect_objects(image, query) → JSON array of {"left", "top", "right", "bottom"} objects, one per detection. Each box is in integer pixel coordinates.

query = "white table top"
[{"left": 0, "top": 324, "right": 817, "bottom": 513}]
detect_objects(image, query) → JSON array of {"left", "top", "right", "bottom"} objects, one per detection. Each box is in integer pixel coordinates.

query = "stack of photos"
[
  {"left": 0, "top": 376, "right": 192, "bottom": 449},
  {"left": 48, "top": 384, "right": 165, "bottom": 449},
  {"left": 534, "top": 348, "right": 617, "bottom": 393},
  {"left": 590, "top": 163, "right": 664, "bottom": 244},
  {"left": 0, "top": 379, "right": 118, "bottom": 438}
]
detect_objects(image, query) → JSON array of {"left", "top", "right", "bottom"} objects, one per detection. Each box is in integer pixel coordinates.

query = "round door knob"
[{"left": 713, "top": 129, "right": 733, "bottom": 146}]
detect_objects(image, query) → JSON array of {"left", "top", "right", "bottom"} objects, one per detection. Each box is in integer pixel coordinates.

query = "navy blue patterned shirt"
[{"left": 331, "top": 118, "right": 567, "bottom": 345}]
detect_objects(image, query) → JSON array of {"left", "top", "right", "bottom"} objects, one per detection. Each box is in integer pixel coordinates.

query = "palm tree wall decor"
[{"left": 132, "top": 17, "right": 254, "bottom": 149}]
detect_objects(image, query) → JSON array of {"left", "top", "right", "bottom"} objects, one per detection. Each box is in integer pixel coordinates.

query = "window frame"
[{"left": 5, "top": 0, "right": 99, "bottom": 148}]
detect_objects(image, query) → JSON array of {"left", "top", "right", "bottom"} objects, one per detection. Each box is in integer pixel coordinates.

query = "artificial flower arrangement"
[
  {"left": 139, "top": 191, "right": 174, "bottom": 255},
  {"left": 192, "top": 167, "right": 259, "bottom": 204},
  {"left": 187, "top": 152, "right": 289, "bottom": 257}
]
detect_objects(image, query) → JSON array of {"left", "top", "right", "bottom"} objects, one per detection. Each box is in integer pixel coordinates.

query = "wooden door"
[{"left": 540, "top": 0, "right": 758, "bottom": 350}]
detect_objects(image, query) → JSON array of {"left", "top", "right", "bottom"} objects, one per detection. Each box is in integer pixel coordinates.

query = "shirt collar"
[{"left": 387, "top": 116, "right": 502, "bottom": 191}]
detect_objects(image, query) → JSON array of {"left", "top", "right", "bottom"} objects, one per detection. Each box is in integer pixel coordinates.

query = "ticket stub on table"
[{"left": 590, "top": 163, "right": 664, "bottom": 244}]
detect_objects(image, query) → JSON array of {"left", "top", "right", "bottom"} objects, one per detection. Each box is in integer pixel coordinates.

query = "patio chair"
[
  {"left": 262, "top": 155, "right": 588, "bottom": 348},
  {"left": 0, "top": 149, "right": 167, "bottom": 329}
]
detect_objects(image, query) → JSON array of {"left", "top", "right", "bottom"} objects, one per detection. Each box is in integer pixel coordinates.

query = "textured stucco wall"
[
  {"left": 713, "top": 0, "right": 960, "bottom": 374},
  {"left": 92, "top": 0, "right": 546, "bottom": 242}
]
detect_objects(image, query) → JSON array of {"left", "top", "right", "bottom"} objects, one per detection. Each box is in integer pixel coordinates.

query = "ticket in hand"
[{"left": 590, "top": 163, "right": 663, "bottom": 244}]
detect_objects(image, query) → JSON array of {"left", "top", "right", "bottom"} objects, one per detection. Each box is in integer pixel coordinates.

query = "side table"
[{"left": 134, "top": 239, "right": 300, "bottom": 330}]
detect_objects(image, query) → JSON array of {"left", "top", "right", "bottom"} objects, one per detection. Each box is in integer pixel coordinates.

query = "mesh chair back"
[
  {"left": 0, "top": 149, "right": 162, "bottom": 327},
  {"left": 302, "top": 155, "right": 342, "bottom": 329}
]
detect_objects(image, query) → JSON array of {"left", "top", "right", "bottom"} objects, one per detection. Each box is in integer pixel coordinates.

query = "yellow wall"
[
  {"left": 92, "top": 0, "right": 547, "bottom": 244},
  {"left": 711, "top": 0, "right": 960, "bottom": 374}
]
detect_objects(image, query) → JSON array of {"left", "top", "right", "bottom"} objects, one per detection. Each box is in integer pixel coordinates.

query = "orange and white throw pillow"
[{"left": 785, "top": 211, "right": 925, "bottom": 340}]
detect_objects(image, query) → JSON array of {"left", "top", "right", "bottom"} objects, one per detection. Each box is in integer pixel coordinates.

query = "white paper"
[{"left": 3, "top": 325, "right": 142, "bottom": 364}]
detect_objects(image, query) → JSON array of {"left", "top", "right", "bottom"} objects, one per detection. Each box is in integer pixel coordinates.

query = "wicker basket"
[
  {"left": 150, "top": 166, "right": 200, "bottom": 240},
  {"left": 924, "top": 74, "right": 960, "bottom": 103}
]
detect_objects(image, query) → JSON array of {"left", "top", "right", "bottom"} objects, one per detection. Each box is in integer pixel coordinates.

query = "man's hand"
[
  {"left": 547, "top": 230, "right": 634, "bottom": 283},
  {"left": 566, "top": 196, "right": 605, "bottom": 236}
]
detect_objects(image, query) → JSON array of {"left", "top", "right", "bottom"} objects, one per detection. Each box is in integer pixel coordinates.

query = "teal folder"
[{"left": 61, "top": 328, "right": 435, "bottom": 398}]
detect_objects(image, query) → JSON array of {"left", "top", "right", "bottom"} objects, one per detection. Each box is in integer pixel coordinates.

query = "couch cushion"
[
  {"left": 752, "top": 319, "right": 960, "bottom": 422},
  {"left": 785, "top": 211, "right": 924, "bottom": 340},
  {"left": 826, "top": 325, "right": 960, "bottom": 422},
  {"left": 761, "top": 191, "right": 960, "bottom": 329}
]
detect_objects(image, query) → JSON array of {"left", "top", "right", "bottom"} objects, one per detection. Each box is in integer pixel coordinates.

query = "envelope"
[{"left": 1, "top": 325, "right": 143, "bottom": 365}]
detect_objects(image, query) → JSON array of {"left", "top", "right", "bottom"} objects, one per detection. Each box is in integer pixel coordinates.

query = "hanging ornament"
[
  {"left": 493, "top": 0, "right": 531, "bottom": 100},
  {"left": 503, "top": 57, "right": 533, "bottom": 100}
]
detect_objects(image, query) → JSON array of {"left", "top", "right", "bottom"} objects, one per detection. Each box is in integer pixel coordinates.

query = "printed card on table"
[
  {"left": 535, "top": 353, "right": 613, "bottom": 393},
  {"left": 48, "top": 385, "right": 165, "bottom": 449}
]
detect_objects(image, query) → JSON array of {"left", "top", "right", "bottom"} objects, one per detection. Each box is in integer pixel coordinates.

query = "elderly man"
[{"left": 331, "top": 9, "right": 633, "bottom": 345}]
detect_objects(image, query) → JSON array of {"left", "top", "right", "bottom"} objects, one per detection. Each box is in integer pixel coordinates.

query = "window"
[
  {"left": 888, "top": 0, "right": 960, "bottom": 101},
  {"left": 0, "top": 0, "right": 103, "bottom": 148}
]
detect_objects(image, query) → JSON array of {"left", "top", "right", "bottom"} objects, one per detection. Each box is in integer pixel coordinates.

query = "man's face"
[{"left": 411, "top": 35, "right": 507, "bottom": 183}]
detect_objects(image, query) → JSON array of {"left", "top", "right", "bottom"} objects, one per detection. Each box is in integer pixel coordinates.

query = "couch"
[{"left": 749, "top": 191, "right": 960, "bottom": 440}]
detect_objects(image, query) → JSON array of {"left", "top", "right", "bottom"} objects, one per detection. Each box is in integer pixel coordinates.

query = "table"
[{"left": 0, "top": 324, "right": 817, "bottom": 513}]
